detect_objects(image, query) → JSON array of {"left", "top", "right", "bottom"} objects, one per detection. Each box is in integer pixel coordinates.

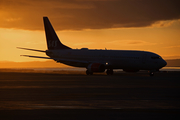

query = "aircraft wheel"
[
  {"left": 86, "top": 70, "right": 93, "bottom": 75},
  {"left": 149, "top": 72, "right": 154, "bottom": 76},
  {"left": 106, "top": 69, "right": 113, "bottom": 75}
]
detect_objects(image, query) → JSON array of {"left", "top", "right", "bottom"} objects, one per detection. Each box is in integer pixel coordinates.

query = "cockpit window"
[{"left": 151, "top": 56, "right": 161, "bottom": 59}]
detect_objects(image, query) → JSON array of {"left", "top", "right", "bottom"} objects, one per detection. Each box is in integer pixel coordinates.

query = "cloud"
[
  {"left": 162, "top": 55, "right": 180, "bottom": 60},
  {"left": 151, "top": 20, "right": 178, "bottom": 27},
  {"left": 5, "top": 18, "right": 22, "bottom": 22},
  {"left": 73, "top": 42, "right": 94, "bottom": 46},
  {"left": 107, "top": 40, "right": 156, "bottom": 46},
  {"left": 0, "top": 0, "right": 180, "bottom": 30},
  {"left": 164, "top": 45, "right": 180, "bottom": 48}
]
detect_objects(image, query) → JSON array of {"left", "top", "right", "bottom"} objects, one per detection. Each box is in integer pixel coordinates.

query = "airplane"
[{"left": 18, "top": 17, "right": 167, "bottom": 76}]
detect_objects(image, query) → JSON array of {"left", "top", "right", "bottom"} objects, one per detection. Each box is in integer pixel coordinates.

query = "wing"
[{"left": 21, "top": 55, "right": 89, "bottom": 66}]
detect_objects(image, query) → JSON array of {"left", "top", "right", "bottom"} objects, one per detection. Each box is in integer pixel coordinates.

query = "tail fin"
[{"left": 43, "top": 17, "right": 71, "bottom": 50}]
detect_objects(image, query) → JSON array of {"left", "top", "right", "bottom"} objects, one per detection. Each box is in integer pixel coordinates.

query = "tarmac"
[{"left": 0, "top": 69, "right": 180, "bottom": 120}]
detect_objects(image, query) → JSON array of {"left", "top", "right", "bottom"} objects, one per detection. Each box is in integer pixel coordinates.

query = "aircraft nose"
[{"left": 162, "top": 59, "right": 167, "bottom": 67}]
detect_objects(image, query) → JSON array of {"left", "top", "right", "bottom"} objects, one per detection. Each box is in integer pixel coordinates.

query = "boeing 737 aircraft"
[{"left": 18, "top": 17, "right": 167, "bottom": 76}]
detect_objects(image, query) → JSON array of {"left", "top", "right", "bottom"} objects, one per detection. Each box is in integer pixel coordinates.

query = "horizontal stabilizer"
[
  {"left": 17, "top": 47, "right": 46, "bottom": 52},
  {"left": 20, "top": 55, "right": 51, "bottom": 59}
]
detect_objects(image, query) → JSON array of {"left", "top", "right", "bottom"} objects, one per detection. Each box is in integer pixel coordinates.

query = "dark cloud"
[{"left": 0, "top": 0, "right": 180, "bottom": 30}]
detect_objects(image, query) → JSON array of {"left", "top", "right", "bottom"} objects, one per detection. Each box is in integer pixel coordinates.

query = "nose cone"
[{"left": 161, "top": 59, "right": 167, "bottom": 68}]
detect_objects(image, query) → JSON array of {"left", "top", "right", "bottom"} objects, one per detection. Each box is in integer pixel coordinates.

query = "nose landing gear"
[
  {"left": 149, "top": 69, "right": 160, "bottom": 76},
  {"left": 149, "top": 72, "right": 154, "bottom": 76}
]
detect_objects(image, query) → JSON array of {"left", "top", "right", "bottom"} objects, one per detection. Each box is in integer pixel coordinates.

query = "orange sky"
[{"left": 0, "top": 0, "right": 180, "bottom": 62}]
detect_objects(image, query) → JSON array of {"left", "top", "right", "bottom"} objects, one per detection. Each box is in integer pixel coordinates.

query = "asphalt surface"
[{"left": 0, "top": 70, "right": 180, "bottom": 119}]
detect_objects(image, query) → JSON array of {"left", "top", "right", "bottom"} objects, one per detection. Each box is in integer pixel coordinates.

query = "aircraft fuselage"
[{"left": 46, "top": 49, "right": 166, "bottom": 71}]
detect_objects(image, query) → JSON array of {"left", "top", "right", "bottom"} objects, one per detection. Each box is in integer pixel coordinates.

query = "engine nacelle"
[
  {"left": 123, "top": 69, "right": 139, "bottom": 73},
  {"left": 87, "top": 63, "right": 105, "bottom": 72}
]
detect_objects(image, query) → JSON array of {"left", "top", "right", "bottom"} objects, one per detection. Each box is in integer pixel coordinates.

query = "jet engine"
[{"left": 87, "top": 63, "right": 105, "bottom": 72}]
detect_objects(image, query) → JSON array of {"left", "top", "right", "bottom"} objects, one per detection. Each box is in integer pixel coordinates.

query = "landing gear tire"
[
  {"left": 106, "top": 69, "right": 113, "bottom": 75},
  {"left": 86, "top": 70, "right": 93, "bottom": 75},
  {"left": 149, "top": 72, "right": 154, "bottom": 76}
]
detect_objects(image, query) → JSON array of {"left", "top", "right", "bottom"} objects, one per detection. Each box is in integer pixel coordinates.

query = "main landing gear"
[
  {"left": 149, "top": 71, "right": 154, "bottom": 76},
  {"left": 106, "top": 69, "right": 113, "bottom": 75},
  {"left": 86, "top": 69, "right": 114, "bottom": 75},
  {"left": 86, "top": 70, "right": 93, "bottom": 75}
]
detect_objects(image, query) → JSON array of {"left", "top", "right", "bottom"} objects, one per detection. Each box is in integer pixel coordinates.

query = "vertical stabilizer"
[{"left": 43, "top": 17, "right": 71, "bottom": 50}]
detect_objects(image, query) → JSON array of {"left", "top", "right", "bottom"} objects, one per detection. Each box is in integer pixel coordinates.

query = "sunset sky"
[{"left": 0, "top": 0, "right": 180, "bottom": 62}]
